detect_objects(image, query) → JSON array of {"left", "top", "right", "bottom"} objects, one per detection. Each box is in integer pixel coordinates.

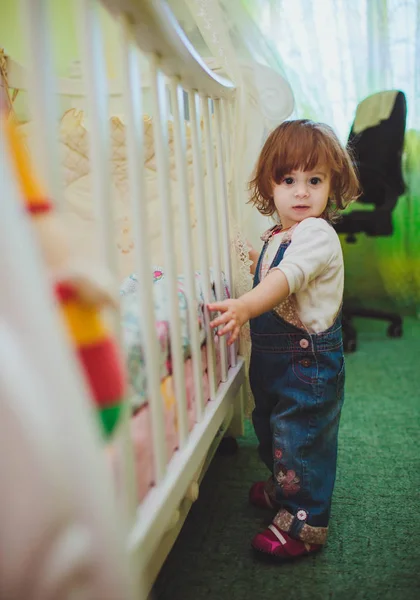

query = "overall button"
[
  {"left": 299, "top": 339, "right": 309, "bottom": 349},
  {"left": 299, "top": 358, "right": 311, "bottom": 368}
]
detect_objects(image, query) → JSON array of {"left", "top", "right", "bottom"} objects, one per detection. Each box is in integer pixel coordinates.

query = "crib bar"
[
  {"left": 228, "top": 97, "right": 241, "bottom": 226},
  {"left": 214, "top": 98, "right": 236, "bottom": 368},
  {"left": 169, "top": 80, "right": 205, "bottom": 422},
  {"left": 187, "top": 91, "right": 217, "bottom": 400},
  {"left": 20, "top": 0, "right": 61, "bottom": 208},
  {"left": 202, "top": 97, "right": 228, "bottom": 383},
  {"left": 119, "top": 18, "right": 166, "bottom": 484},
  {"left": 149, "top": 56, "right": 189, "bottom": 448},
  {"left": 221, "top": 99, "right": 232, "bottom": 184},
  {"left": 79, "top": 0, "right": 117, "bottom": 282},
  {"left": 220, "top": 98, "right": 238, "bottom": 336},
  {"left": 222, "top": 98, "right": 240, "bottom": 359}
]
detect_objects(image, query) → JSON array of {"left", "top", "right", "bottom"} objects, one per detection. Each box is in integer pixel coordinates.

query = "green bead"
[{"left": 99, "top": 404, "right": 122, "bottom": 438}]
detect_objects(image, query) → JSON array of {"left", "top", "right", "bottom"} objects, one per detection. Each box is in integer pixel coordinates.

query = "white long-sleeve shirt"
[{"left": 260, "top": 217, "right": 344, "bottom": 334}]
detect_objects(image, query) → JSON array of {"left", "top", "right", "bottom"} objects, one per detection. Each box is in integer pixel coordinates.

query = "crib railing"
[{"left": 18, "top": 0, "right": 245, "bottom": 594}]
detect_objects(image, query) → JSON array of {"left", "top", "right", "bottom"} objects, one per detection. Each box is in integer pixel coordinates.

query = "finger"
[
  {"left": 227, "top": 327, "right": 240, "bottom": 346},
  {"left": 209, "top": 312, "right": 232, "bottom": 329},
  {"left": 208, "top": 302, "right": 229, "bottom": 313},
  {"left": 218, "top": 319, "right": 237, "bottom": 337}
]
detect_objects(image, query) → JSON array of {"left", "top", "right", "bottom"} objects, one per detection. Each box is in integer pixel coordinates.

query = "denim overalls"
[{"left": 249, "top": 227, "right": 345, "bottom": 545}]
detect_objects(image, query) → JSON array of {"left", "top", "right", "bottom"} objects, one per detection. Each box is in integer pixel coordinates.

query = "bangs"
[
  {"left": 248, "top": 119, "right": 360, "bottom": 219},
  {"left": 270, "top": 122, "right": 340, "bottom": 183}
]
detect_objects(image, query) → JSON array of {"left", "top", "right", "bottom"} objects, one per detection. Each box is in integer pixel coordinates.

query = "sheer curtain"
[{"left": 248, "top": 0, "right": 419, "bottom": 137}]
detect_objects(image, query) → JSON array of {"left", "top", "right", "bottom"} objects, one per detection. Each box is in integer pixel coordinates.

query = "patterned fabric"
[{"left": 120, "top": 268, "right": 230, "bottom": 408}]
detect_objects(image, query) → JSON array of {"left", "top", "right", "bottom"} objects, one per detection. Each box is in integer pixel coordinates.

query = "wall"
[
  {"left": 0, "top": 0, "right": 146, "bottom": 120},
  {"left": 0, "top": 0, "right": 121, "bottom": 77}
]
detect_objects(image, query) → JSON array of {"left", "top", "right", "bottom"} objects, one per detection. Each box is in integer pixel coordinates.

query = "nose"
[{"left": 294, "top": 183, "right": 309, "bottom": 199}]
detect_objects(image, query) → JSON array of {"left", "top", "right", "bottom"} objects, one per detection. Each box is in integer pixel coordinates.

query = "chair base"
[{"left": 342, "top": 308, "right": 403, "bottom": 353}]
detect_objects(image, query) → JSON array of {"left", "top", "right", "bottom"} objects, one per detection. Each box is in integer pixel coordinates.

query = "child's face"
[{"left": 272, "top": 167, "right": 330, "bottom": 229}]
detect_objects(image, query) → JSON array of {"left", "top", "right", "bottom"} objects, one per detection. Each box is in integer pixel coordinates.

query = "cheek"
[
  {"left": 319, "top": 196, "right": 330, "bottom": 212},
  {"left": 326, "top": 180, "right": 333, "bottom": 198},
  {"left": 273, "top": 186, "right": 286, "bottom": 204},
  {"left": 317, "top": 186, "right": 330, "bottom": 204}
]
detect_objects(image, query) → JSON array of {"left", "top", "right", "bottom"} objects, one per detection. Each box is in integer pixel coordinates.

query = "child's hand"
[{"left": 208, "top": 298, "right": 250, "bottom": 346}]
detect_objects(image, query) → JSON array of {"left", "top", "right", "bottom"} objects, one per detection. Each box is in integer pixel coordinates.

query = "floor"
[{"left": 154, "top": 318, "right": 420, "bottom": 600}]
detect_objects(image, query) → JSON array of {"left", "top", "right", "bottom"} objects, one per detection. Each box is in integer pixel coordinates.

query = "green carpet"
[{"left": 154, "top": 318, "right": 420, "bottom": 600}]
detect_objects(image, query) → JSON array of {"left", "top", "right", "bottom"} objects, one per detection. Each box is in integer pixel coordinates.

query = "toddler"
[{"left": 209, "top": 119, "right": 359, "bottom": 560}]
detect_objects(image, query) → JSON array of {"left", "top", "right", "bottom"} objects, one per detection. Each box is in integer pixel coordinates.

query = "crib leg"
[
  {"left": 227, "top": 385, "right": 245, "bottom": 438},
  {"left": 217, "top": 436, "right": 239, "bottom": 455},
  {"left": 217, "top": 385, "right": 245, "bottom": 455}
]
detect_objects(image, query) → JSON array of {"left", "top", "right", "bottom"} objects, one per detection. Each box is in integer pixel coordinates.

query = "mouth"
[{"left": 292, "top": 205, "right": 310, "bottom": 211}]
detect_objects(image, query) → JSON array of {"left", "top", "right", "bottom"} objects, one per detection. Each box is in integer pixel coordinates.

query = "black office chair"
[{"left": 335, "top": 90, "right": 407, "bottom": 352}]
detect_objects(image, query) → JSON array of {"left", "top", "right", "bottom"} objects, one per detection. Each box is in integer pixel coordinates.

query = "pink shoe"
[
  {"left": 252, "top": 522, "right": 322, "bottom": 560},
  {"left": 249, "top": 478, "right": 278, "bottom": 509}
]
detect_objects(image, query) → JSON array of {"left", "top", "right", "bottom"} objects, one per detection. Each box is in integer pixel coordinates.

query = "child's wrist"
[{"left": 237, "top": 297, "right": 252, "bottom": 324}]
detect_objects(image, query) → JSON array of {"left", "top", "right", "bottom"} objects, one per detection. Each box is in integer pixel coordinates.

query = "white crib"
[{"left": 2, "top": 0, "right": 246, "bottom": 597}]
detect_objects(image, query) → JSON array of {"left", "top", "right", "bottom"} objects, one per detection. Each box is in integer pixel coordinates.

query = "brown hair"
[{"left": 249, "top": 119, "right": 360, "bottom": 223}]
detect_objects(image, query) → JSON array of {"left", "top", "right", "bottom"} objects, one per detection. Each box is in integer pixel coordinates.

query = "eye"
[
  {"left": 283, "top": 177, "right": 294, "bottom": 185},
  {"left": 310, "top": 177, "right": 322, "bottom": 185}
]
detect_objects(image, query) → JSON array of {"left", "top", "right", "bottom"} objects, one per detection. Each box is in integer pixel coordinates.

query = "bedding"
[
  {"left": 115, "top": 337, "right": 225, "bottom": 501},
  {"left": 19, "top": 109, "right": 218, "bottom": 281},
  {"left": 120, "top": 268, "right": 230, "bottom": 409},
  {"left": 109, "top": 267, "right": 232, "bottom": 500}
]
